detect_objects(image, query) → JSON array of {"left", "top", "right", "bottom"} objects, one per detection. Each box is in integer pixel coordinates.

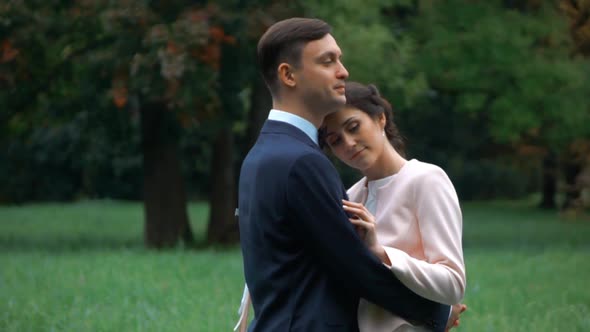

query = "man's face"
[{"left": 295, "top": 34, "right": 349, "bottom": 114}]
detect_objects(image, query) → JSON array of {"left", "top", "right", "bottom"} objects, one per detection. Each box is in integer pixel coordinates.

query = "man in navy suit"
[{"left": 238, "top": 17, "right": 451, "bottom": 331}]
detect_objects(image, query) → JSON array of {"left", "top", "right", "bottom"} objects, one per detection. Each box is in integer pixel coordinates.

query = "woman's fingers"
[
  {"left": 342, "top": 199, "right": 363, "bottom": 207},
  {"left": 342, "top": 204, "right": 362, "bottom": 215},
  {"left": 349, "top": 217, "right": 366, "bottom": 227},
  {"left": 343, "top": 199, "right": 371, "bottom": 213},
  {"left": 342, "top": 205, "right": 374, "bottom": 224},
  {"left": 349, "top": 218, "right": 374, "bottom": 231},
  {"left": 342, "top": 199, "right": 368, "bottom": 212}
]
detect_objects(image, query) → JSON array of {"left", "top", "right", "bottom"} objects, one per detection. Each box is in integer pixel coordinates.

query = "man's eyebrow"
[{"left": 316, "top": 50, "right": 341, "bottom": 59}]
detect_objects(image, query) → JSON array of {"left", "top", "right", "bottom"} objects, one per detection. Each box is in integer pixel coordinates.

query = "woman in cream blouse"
[{"left": 321, "top": 81, "right": 466, "bottom": 332}]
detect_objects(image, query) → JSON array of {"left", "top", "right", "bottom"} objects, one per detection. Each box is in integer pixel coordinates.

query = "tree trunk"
[
  {"left": 562, "top": 158, "right": 583, "bottom": 210},
  {"left": 207, "top": 126, "right": 239, "bottom": 244},
  {"left": 141, "top": 101, "right": 194, "bottom": 249},
  {"left": 206, "top": 25, "right": 242, "bottom": 245},
  {"left": 539, "top": 151, "right": 557, "bottom": 209},
  {"left": 246, "top": 74, "right": 272, "bottom": 149}
]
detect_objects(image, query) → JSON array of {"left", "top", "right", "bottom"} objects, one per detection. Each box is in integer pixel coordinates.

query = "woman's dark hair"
[
  {"left": 257, "top": 18, "right": 331, "bottom": 97},
  {"left": 320, "top": 81, "right": 406, "bottom": 156}
]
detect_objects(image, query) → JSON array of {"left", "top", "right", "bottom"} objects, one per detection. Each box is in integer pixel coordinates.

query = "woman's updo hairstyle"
[{"left": 320, "top": 81, "right": 405, "bottom": 156}]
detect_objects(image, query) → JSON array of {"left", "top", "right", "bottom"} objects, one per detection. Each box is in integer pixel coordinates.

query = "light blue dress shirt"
[{"left": 268, "top": 109, "right": 318, "bottom": 145}]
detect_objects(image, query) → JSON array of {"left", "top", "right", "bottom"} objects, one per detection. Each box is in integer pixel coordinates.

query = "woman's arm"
[
  {"left": 388, "top": 168, "right": 465, "bottom": 305},
  {"left": 343, "top": 168, "right": 466, "bottom": 305}
]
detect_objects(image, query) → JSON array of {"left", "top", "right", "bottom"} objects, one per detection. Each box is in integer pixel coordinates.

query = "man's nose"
[{"left": 337, "top": 61, "right": 349, "bottom": 79}]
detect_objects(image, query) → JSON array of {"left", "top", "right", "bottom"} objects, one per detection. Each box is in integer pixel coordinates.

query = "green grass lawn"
[{"left": 1, "top": 199, "right": 589, "bottom": 331}]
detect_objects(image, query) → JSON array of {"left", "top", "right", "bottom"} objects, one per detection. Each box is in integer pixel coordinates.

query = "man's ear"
[{"left": 278, "top": 63, "right": 297, "bottom": 88}]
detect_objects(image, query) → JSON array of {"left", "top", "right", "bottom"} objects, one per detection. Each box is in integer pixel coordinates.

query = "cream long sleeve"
[{"left": 348, "top": 159, "right": 466, "bottom": 331}]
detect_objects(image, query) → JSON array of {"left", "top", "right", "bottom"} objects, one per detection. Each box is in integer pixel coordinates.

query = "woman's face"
[{"left": 323, "top": 106, "right": 386, "bottom": 172}]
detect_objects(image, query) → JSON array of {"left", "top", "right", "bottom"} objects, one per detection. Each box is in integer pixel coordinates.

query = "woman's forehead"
[{"left": 325, "top": 107, "right": 365, "bottom": 128}]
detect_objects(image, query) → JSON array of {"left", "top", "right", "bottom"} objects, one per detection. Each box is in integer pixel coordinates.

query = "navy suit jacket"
[{"left": 238, "top": 120, "right": 450, "bottom": 331}]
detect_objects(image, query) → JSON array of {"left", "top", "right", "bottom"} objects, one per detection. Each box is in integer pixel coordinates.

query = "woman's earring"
[{"left": 382, "top": 130, "right": 385, "bottom": 137}]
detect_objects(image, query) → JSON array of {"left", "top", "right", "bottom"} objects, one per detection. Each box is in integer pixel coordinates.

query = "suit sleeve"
[{"left": 286, "top": 153, "right": 450, "bottom": 329}]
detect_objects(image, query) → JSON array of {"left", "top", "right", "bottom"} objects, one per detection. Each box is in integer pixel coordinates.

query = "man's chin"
[
  {"left": 317, "top": 97, "right": 346, "bottom": 116},
  {"left": 330, "top": 96, "right": 347, "bottom": 110}
]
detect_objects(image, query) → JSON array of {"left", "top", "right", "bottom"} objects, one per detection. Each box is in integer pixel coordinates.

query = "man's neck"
[{"left": 273, "top": 100, "right": 323, "bottom": 129}]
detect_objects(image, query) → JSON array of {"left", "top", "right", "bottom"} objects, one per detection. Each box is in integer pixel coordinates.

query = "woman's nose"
[{"left": 343, "top": 134, "right": 355, "bottom": 148}]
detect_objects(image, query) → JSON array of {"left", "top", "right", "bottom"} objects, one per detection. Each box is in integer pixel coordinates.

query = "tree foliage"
[
  {"left": 1, "top": 0, "right": 588, "bottom": 244},
  {"left": 412, "top": 0, "right": 590, "bottom": 147}
]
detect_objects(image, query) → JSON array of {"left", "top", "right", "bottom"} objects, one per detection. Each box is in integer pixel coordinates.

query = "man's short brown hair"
[{"left": 257, "top": 18, "right": 332, "bottom": 96}]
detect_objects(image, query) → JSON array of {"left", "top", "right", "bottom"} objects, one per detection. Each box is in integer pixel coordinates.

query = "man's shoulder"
[{"left": 243, "top": 137, "right": 328, "bottom": 174}]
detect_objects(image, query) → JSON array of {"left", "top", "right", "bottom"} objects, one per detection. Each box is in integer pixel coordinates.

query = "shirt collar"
[{"left": 268, "top": 109, "right": 318, "bottom": 145}]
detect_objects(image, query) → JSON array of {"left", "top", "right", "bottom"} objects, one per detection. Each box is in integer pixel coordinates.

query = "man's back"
[{"left": 239, "top": 120, "right": 359, "bottom": 331}]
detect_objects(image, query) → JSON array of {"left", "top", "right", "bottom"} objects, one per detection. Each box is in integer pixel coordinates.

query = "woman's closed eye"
[{"left": 347, "top": 123, "right": 359, "bottom": 133}]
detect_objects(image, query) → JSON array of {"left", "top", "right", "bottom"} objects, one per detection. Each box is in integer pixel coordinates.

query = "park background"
[{"left": 1, "top": 0, "right": 590, "bottom": 331}]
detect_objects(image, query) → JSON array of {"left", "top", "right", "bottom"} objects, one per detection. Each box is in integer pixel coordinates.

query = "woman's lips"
[{"left": 350, "top": 148, "right": 365, "bottom": 160}]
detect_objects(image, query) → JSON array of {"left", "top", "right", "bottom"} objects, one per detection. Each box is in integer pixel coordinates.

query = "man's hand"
[{"left": 445, "top": 303, "right": 467, "bottom": 331}]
